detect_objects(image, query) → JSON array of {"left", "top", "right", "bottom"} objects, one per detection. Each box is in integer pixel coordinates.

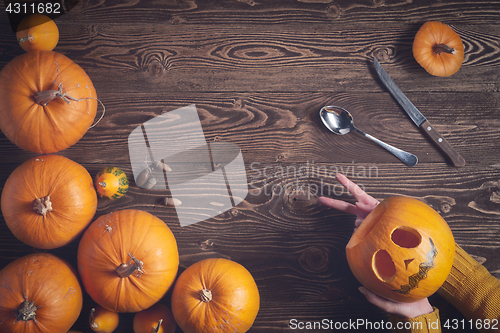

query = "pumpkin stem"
[
  {"left": 18, "top": 34, "right": 34, "bottom": 43},
  {"left": 154, "top": 319, "right": 163, "bottom": 333},
  {"left": 200, "top": 288, "right": 213, "bottom": 302},
  {"left": 33, "top": 195, "right": 53, "bottom": 216},
  {"left": 116, "top": 253, "right": 146, "bottom": 278},
  {"left": 89, "top": 308, "right": 98, "bottom": 328},
  {"left": 34, "top": 83, "right": 106, "bottom": 129},
  {"left": 16, "top": 300, "right": 38, "bottom": 322},
  {"left": 434, "top": 43, "right": 456, "bottom": 55}
]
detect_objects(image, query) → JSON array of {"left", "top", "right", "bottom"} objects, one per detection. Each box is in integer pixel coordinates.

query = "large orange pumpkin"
[
  {"left": 346, "top": 196, "right": 455, "bottom": 303},
  {"left": 16, "top": 14, "right": 59, "bottom": 52},
  {"left": 171, "top": 258, "right": 260, "bottom": 333},
  {"left": 412, "top": 21, "right": 464, "bottom": 77},
  {"left": 0, "top": 253, "right": 83, "bottom": 333},
  {"left": 77, "top": 209, "right": 179, "bottom": 313},
  {"left": 0, "top": 50, "right": 98, "bottom": 154},
  {"left": 1, "top": 155, "right": 97, "bottom": 249}
]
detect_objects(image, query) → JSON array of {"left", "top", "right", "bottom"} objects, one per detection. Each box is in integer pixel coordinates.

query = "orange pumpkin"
[
  {"left": 133, "top": 303, "right": 177, "bottom": 333},
  {"left": 346, "top": 196, "right": 455, "bottom": 303},
  {"left": 16, "top": 14, "right": 59, "bottom": 52},
  {"left": 89, "top": 306, "right": 120, "bottom": 333},
  {"left": 1, "top": 155, "right": 97, "bottom": 249},
  {"left": 0, "top": 50, "right": 98, "bottom": 154},
  {"left": 412, "top": 21, "right": 464, "bottom": 76},
  {"left": 171, "top": 258, "right": 260, "bottom": 333},
  {"left": 0, "top": 253, "right": 83, "bottom": 333},
  {"left": 77, "top": 209, "right": 179, "bottom": 313}
]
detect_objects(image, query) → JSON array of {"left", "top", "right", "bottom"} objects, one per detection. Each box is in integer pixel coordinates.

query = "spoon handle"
[{"left": 354, "top": 128, "right": 418, "bottom": 166}]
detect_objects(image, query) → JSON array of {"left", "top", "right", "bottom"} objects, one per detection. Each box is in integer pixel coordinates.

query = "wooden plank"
[
  {"left": 2, "top": 91, "right": 496, "bottom": 166},
  {"left": 51, "top": 0, "right": 500, "bottom": 25},
  {"left": 2, "top": 18, "right": 500, "bottom": 92}
]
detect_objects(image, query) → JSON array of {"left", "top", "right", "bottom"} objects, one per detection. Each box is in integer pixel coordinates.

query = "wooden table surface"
[{"left": 1, "top": 1, "right": 499, "bottom": 332}]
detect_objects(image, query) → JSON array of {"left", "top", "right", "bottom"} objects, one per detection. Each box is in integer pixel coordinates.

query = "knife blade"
[{"left": 373, "top": 57, "right": 465, "bottom": 167}]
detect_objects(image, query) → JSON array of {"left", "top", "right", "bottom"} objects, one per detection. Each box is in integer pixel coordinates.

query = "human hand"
[
  {"left": 358, "top": 287, "right": 434, "bottom": 319},
  {"left": 317, "top": 173, "right": 379, "bottom": 231},
  {"left": 318, "top": 173, "right": 434, "bottom": 319}
]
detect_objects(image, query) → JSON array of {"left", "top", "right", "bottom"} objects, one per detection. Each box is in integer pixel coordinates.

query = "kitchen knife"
[{"left": 373, "top": 57, "right": 465, "bottom": 167}]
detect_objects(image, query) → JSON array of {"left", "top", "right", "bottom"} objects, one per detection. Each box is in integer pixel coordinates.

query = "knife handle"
[{"left": 420, "top": 120, "right": 465, "bottom": 167}]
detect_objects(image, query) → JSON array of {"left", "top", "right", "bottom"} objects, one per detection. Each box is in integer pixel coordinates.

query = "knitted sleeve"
[
  {"left": 389, "top": 307, "right": 441, "bottom": 333},
  {"left": 437, "top": 244, "right": 500, "bottom": 332},
  {"left": 389, "top": 244, "right": 500, "bottom": 333}
]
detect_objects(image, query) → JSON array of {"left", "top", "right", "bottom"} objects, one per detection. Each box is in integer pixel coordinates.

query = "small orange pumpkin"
[
  {"left": 89, "top": 305, "right": 120, "bottom": 333},
  {"left": 133, "top": 303, "right": 177, "bottom": 333},
  {"left": 77, "top": 209, "right": 179, "bottom": 313},
  {"left": 16, "top": 14, "right": 59, "bottom": 52},
  {"left": 95, "top": 167, "right": 129, "bottom": 200},
  {"left": 171, "top": 258, "right": 260, "bottom": 333},
  {"left": 0, "top": 50, "right": 98, "bottom": 154},
  {"left": 346, "top": 196, "right": 455, "bottom": 302},
  {"left": 412, "top": 21, "right": 464, "bottom": 77},
  {"left": 1, "top": 155, "right": 98, "bottom": 249},
  {"left": 0, "top": 253, "right": 83, "bottom": 333}
]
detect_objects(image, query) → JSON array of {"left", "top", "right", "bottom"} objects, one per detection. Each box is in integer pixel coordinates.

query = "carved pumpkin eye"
[
  {"left": 373, "top": 250, "right": 396, "bottom": 282},
  {"left": 391, "top": 227, "right": 422, "bottom": 248}
]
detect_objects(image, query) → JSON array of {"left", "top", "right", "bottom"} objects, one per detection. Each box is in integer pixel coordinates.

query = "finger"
[
  {"left": 355, "top": 201, "right": 379, "bottom": 218},
  {"left": 354, "top": 217, "right": 364, "bottom": 228},
  {"left": 336, "top": 173, "right": 379, "bottom": 207},
  {"left": 317, "top": 196, "right": 358, "bottom": 216},
  {"left": 335, "top": 173, "right": 366, "bottom": 201}
]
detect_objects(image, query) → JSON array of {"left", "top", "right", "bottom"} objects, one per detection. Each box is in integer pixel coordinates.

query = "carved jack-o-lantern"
[{"left": 346, "top": 196, "right": 455, "bottom": 303}]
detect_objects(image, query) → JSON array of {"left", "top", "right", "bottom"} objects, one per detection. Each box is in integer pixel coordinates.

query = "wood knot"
[
  {"left": 373, "top": 0, "right": 384, "bottom": 6},
  {"left": 233, "top": 98, "right": 244, "bottom": 109},
  {"left": 285, "top": 187, "right": 317, "bottom": 211},
  {"left": 199, "top": 239, "right": 214, "bottom": 251},
  {"left": 147, "top": 60, "right": 165, "bottom": 77},
  {"left": 422, "top": 195, "right": 456, "bottom": 214},
  {"left": 237, "top": 0, "right": 256, "bottom": 6},
  {"left": 374, "top": 49, "right": 390, "bottom": 62},
  {"left": 440, "top": 203, "right": 452, "bottom": 214},
  {"left": 299, "top": 247, "right": 329, "bottom": 273},
  {"left": 171, "top": 16, "right": 186, "bottom": 25},
  {"left": 468, "top": 180, "right": 500, "bottom": 215},
  {"left": 326, "top": 4, "right": 341, "bottom": 18},
  {"left": 275, "top": 153, "right": 288, "bottom": 162},
  {"left": 86, "top": 24, "right": 97, "bottom": 36},
  {"left": 490, "top": 190, "right": 500, "bottom": 204}
]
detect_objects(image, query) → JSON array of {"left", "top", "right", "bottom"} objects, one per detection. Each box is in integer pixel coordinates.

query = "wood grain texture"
[{"left": 0, "top": 0, "right": 499, "bottom": 332}]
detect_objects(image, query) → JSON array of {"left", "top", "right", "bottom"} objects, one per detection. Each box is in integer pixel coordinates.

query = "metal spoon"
[{"left": 319, "top": 106, "right": 418, "bottom": 166}]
